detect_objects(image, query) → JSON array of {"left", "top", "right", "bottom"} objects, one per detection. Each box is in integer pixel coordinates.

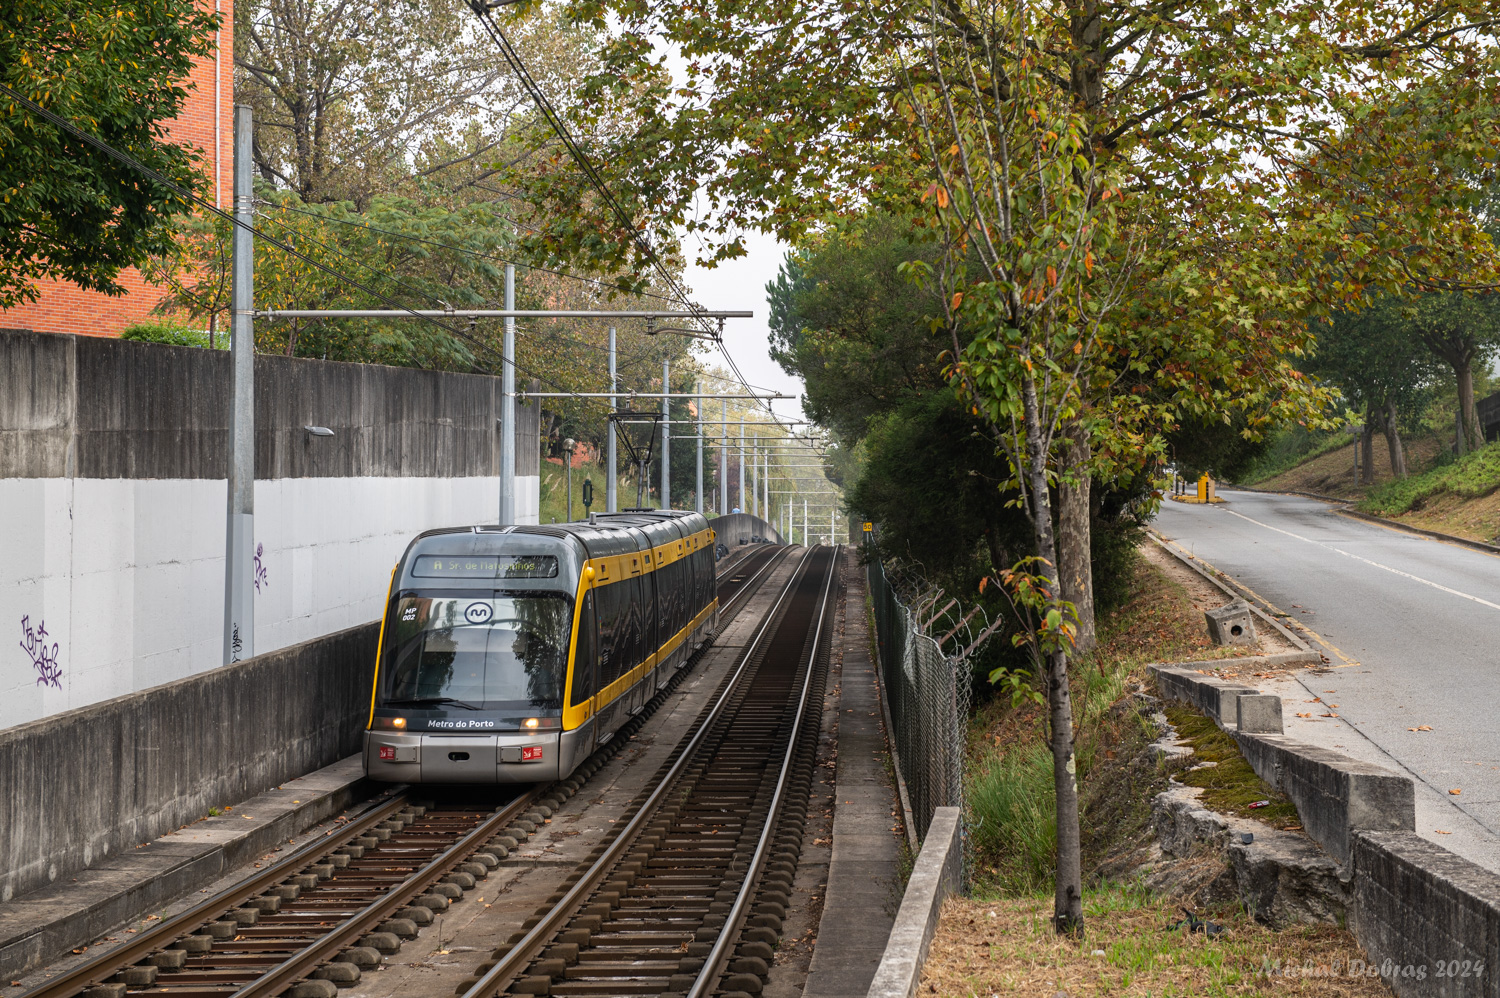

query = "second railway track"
[{"left": 460, "top": 545, "right": 840, "bottom": 998}]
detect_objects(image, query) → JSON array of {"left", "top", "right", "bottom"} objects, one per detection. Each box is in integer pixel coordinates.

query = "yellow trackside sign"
[{"left": 862, "top": 522, "right": 873, "bottom": 532}]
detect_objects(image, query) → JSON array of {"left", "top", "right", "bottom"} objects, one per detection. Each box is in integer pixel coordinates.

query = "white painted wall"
[{"left": 0, "top": 474, "right": 541, "bottom": 731}]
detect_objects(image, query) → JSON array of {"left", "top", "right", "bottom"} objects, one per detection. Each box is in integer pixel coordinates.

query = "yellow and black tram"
[{"left": 363, "top": 510, "right": 719, "bottom": 783}]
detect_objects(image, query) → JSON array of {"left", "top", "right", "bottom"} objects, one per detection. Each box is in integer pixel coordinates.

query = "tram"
[{"left": 363, "top": 510, "right": 718, "bottom": 783}]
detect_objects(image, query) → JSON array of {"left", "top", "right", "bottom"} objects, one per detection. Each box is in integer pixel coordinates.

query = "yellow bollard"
[{"left": 1197, "top": 474, "right": 1209, "bottom": 503}]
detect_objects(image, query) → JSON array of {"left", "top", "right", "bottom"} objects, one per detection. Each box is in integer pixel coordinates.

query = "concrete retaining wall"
[
  {"left": 711, "top": 512, "right": 785, "bottom": 547},
  {"left": 0, "top": 622, "right": 376, "bottom": 904},
  {"left": 1151, "top": 664, "right": 1500, "bottom": 997},
  {"left": 1, "top": 330, "right": 540, "bottom": 728},
  {"left": 865, "top": 807, "right": 962, "bottom": 998}
]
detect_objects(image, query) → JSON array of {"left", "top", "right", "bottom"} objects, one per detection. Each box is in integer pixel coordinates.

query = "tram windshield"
[{"left": 382, "top": 594, "right": 571, "bottom": 709}]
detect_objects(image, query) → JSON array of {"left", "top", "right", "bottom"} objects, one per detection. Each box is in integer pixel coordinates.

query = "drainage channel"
[{"left": 457, "top": 545, "right": 840, "bottom": 998}]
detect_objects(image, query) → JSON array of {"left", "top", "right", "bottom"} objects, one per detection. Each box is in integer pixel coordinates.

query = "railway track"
[
  {"left": 458, "top": 545, "right": 840, "bottom": 998},
  {"left": 26, "top": 543, "right": 798, "bottom": 998}
]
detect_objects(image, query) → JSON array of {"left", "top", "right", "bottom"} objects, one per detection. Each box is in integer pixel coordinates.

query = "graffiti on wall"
[
  {"left": 20, "top": 615, "right": 62, "bottom": 688},
  {"left": 254, "top": 542, "right": 268, "bottom": 593}
]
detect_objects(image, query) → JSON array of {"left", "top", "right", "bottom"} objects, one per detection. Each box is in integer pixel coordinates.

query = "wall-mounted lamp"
[{"left": 304, "top": 425, "right": 335, "bottom": 437}]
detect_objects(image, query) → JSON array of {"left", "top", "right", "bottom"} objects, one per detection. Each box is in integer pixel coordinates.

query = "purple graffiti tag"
[
  {"left": 20, "top": 615, "right": 62, "bottom": 689},
  {"left": 253, "top": 542, "right": 268, "bottom": 593}
]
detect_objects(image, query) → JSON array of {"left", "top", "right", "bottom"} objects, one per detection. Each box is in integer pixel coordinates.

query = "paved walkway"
[{"left": 804, "top": 553, "right": 903, "bottom": 998}]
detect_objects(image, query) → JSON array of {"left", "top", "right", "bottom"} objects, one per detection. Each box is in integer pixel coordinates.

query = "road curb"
[
  {"left": 1228, "top": 485, "right": 1500, "bottom": 556},
  {"left": 1336, "top": 508, "right": 1500, "bottom": 557},
  {"left": 1145, "top": 532, "right": 1321, "bottom": 664}
]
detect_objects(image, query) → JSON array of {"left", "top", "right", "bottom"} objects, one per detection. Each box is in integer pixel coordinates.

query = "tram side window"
[
  {"left": 570, "top": 591, "right": 597, "bottom": 707},
  {"left": 596, "top": 581, "right": 626, "bottom": 690}
]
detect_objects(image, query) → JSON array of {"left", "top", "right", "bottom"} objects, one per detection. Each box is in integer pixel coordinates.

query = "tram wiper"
[{"left": 386, "top": 696, "right": 483, "bottom": 710}]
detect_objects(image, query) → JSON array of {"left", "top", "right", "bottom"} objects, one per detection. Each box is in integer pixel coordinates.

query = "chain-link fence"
[{"left": 868, "top": 555, "right": 1002, "bottom": 873}]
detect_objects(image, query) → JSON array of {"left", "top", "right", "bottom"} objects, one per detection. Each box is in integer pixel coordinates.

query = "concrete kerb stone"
[
  {"left": 1149, "top": 664, "right": 1415, "bottom": 866},
  {"left": 865, "top": 807, "right": 962, "bottom": 998},
  {"left": 1234, "top": 732, "right": 1415, "bottom": 866},
  {"left": 1350, "top": 831, "right": 1500, "bottom": 998},
  {"left": 1146, "top": 664, "right": 1500, "bottom": 998}
]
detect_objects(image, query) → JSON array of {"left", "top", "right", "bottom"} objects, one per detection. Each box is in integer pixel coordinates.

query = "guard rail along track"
[
  {"left": 21, "top": 546, "right": 791, "bottom": 998},
  {"left": 456, "top": 544, "right": 841, "bottom": 998}
]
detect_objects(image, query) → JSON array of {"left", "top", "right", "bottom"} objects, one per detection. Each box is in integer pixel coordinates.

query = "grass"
[
  {"left": 1359, "top": 440, "right": 1500, "bottom": 516},
  {"left": 538, "top": 457, "right": 649, "bottom": 524},
  {"left": 1240, "top": 427, "right": 1351, "bottom": 486},
  {"left": 923, "top": 890, "right": 1391, "bottom": 997},
  {"left": 966, "top": 553, "right": 1240, "bottom": 893},
  {"left": 1165, "top": 706, "right": 1301, "bottom": 829}
]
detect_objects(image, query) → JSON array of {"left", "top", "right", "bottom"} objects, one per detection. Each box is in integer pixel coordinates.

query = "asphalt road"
[{"left": 1155, "top": 489, "right": 1500, "bottom": 872}]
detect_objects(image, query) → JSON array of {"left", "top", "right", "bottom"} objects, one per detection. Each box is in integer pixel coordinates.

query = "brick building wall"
[{"left": 2, "top": 0, "right": 234, "bottom": 338}]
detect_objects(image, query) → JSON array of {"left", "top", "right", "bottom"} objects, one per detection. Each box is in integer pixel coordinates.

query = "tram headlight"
[{"left": 373, "top": 716, "right": 408, "bottom": 729}]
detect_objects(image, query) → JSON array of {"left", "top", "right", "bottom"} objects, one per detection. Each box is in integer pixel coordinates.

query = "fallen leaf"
[
  {"left": 1296, "top": 712, "right": 1313, "bottom": 718},
  {"left": 1450, "top": 789, "right": 1463, "bottom": 795},
  {"left": 1417, "top": 725, "right": 1432, "bottom": 731},
  {"left": 1436, "top": 830, "right": 1452, "bottom": 834}
]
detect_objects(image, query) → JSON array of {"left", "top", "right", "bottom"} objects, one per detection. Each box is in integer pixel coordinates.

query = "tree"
[
  {"left": 1305, "top": 300, "right": 1439, "bottom": 479},
  {"left": 0, "top": 0, "right": 219, "bottom": 309},
  {"left": 1406, "top": 293, "right": 1500, "bottom": 456},
  {"left": 496, "top": 0, "right": 1497, "bottom": 937},
  {"left": 234, "top": 0, "right": 589, "bottom": 206}
]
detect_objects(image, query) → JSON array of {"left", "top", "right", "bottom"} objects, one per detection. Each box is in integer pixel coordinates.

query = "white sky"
[{"left": 684, "top": 228, "right": 808, "bottom": 423}]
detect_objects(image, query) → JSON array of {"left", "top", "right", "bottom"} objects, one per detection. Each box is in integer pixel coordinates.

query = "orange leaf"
[
  {"left": 1450, "top": 788, "right": 1463, "bottom": 795},
  {"left": 951, "top": 292, "right": 963, "bottom": 310},
  {"left": 1085, "top": 251, "right": 1094, "bottom": 276},
  {"left": 978, "top": 576, "right": 988, "bottom": 594},
  {"left": 1046, "top": 265, "right": 1058, "bottom": 287},
  {"left": 936, "top": 186, "right": 950, "bottom": 209}
]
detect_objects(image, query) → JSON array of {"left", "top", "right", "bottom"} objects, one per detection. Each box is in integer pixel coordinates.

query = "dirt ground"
[
  {"left": 1251, "top": 436, "right": 1443, "bottom": 501},
  {"left": 922, "top": 893, "right": 1395, "bottom": 998}
]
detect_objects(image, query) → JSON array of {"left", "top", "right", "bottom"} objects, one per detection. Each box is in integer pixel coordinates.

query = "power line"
[
  {"left": 467, "top": 4, "right": 788, "bottom": 423},
  {"left": 0, "top": 81, "right": 611, "bottom": 412},
  {"left": 466, "top": 7, "right": 721, "bottom": 333},
  {"left": 264, "top": 198, "right": 689, "bottom": 305}
]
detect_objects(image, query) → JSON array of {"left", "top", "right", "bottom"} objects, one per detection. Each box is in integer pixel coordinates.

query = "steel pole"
[
  {"left": 499, "top": 263, "right": 516, "bottom": 524},
  {"left": 607, "top": 327, "right": 618, "bottom": 513},
  {"left": 223, "top": 104, "right": 255, "bottom": 666},
  {"left": 738, "top": 419, "right": 746, "bottom": 513},
  {"left": 694, "top": 379, "right": 704, "bottom": 514},
  {"left": 804, "top": 499, "right": 809, "bottom": 547},
  {"left": 661, "top": 358, "right": 670, "bottom": 509},
  {"left": 719, "top": 401, "right": 728, "bottom": 515}
]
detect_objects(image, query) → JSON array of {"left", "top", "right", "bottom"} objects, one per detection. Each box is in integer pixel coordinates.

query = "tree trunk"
[
  {"left": 1057, "top": 422, "right": 1095, "bottom": 656},
  {"left": 1457, "top": 360, "right": 1483, "bottom": 453},
  {"left": 1360, "top": 408, "right": 1376, "bottom": 485},
  {"left": 1384, "top": 399, "right": 1406, "bottom": 478},
  {"left": 1021, "top": 377, "right": 1084, "bottom": 937}
]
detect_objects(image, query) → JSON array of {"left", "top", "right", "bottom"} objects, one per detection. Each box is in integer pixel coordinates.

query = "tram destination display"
[{"left": 411, "top": 555, "right": 560, "bottom": 579}]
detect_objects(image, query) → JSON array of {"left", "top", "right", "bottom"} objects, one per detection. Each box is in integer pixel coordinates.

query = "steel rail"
[
  {"left": 459, "top": 546, "right": 821, "bottom": 998},
  {"left": 232, "top": 792, "right": 538, "bottom": 998},
  {"left": 687, "top": 546, "right": 840, "bottom": 998},
  {"left": 713, "top": 545, "right": 788, "bottom": 611},
  {"left": 18, "top": 793, "right": 412, "bottom": 998}
]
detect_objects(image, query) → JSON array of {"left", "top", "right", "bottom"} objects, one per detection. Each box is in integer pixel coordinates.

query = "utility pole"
[
  {"left": 720, "top": 401, "right": 728, "bottom": 515},
  {"left": 804, "top": 498, "right": 809, "bottom": 547},
  {"left": 607, "top": 327, "right": 617, "bottom": 513},
  {"left": 499, "top": 263, "right": 516, "bottom": 524},
  {"left": 661, "top": 358, "right": 670, "bottom": 509},
  {"left": 694, "top": 379, "right": 704, "bottom": 514},
  {"left": 223, "top": 104, "right": 255, "bottom": 666},
  {"left": 738, "top": 419, "right": 746, "bottom": 513},
  {"left": 565, "top": 438, "right": 575, "bottom": 522}
]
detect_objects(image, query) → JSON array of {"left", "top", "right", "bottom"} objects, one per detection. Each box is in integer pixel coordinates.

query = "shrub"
[{"left": 119, "top": 319, "right": 223, "bottom": 349}]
